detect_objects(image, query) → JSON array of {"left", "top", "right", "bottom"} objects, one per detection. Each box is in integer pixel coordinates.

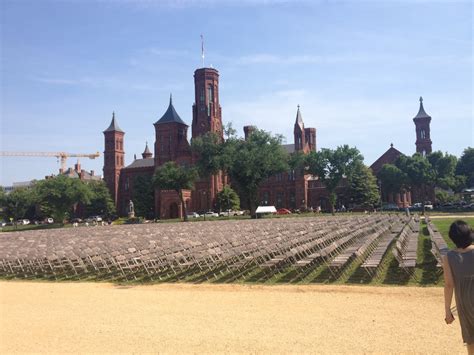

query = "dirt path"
[{"left": 0, "top": 282, "right": 466, "bottom": 354}]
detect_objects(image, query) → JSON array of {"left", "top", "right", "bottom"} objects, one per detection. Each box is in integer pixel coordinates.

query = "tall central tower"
[
  {"left": 413, "top": 96, "right": 432, "bottom": 156},
  {"left": 191, "top": 67, "right": 224, "bottom": 212},
  {"left": 192, "top": 68, "right": 223, "bottom": 139}
]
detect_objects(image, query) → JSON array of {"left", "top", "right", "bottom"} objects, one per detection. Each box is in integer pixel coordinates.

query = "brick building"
[
  {"left": 370, "top": 96, "right": 434, "bottom": 207},
  {"left": 104, "top": 67, "right": 225, "bottom": 218},
  {"left": 103, "top": 63, "right": 433, "bottom": 217}
]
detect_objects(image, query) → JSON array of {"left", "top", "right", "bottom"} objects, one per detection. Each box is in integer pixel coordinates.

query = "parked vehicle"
[
  {"left": 0, "top": 221, "right": 6, "bottom": 227},
  {"left": 186, "top": 212, "right": 200, "bottom": 219},
  {"left": 276, "top": 208, "right": 292, "bottom": 215},
  {"left": 219, "top": 210, "right": 244, "bottom": 217},
  {"left": 45, "top": 217, "right": 54, "bottom": 224},
  {"left": 423, "top": 201, "right": 434, "bottom": 210},
  {"left": 204, "top": 211, "right": 219, "bottom": 218},
  {"left": 17, "top": 219, "right": 30, "bottom": 225}
]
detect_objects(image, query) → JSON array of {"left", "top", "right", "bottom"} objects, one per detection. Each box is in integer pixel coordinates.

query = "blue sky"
[{"left": 1, "top": 0, "right": 472, "bottom": 186}]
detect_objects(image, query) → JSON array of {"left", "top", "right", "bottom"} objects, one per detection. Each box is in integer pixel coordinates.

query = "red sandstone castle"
[{"left": 103, "top": 65, "right": 432, "bottom": 217}]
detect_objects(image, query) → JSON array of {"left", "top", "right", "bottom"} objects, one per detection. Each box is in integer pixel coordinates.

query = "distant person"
[{"left": 442, "top": 220, "right": 474, "bottom": 354}]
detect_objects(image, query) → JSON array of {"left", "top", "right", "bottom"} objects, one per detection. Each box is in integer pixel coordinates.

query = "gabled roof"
[
  {"left": 370, "top": 144, "right": 404, "bottom": 175},
  {"left": 154, "top": 94, "right": 187, "bottom": 126},
  {"left": 123, "top": 158, "right": 155, "bottom": 170},
  {"left": 103, "top": 112, "right": 124, "bottom": 133},
  {"left": 414, "top": 96, "right": 431, "bottom": 120}
]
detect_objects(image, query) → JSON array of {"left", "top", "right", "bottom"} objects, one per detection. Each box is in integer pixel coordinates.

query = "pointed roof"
[
  {"left": 154, "top": 94, "right": 187, "bottom": 126},
  {"left": 142, "top": 141, "right": 152, "bottom": 159},
  {"left": 103, "top": 112, "right": 124, "bottom": 133},
  {"left": 295, "top": 105, "right": 304, "bottom": 130},
  {"left": 414, "top": 96, "right": 431, "bottom": 120}
]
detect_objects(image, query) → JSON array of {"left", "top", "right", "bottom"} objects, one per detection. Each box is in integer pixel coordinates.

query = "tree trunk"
[
  {"left": 249, "top": 197, "right": 257, "bottom": 219},
  {"left": 178, "top": 190, "right": 188, "bottom": 222},
  {"left": 329, "top": 191, "right": 336, "bottom": 215}
]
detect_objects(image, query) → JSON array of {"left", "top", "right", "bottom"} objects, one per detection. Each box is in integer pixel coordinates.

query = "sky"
[{"left": 0, "top": 0, "right": 472, "bottom": 186}]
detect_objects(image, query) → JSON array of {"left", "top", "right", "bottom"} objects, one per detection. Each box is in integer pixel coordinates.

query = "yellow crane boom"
[{"left": 0, "top": 151, "right": 100, "bottom": 172}]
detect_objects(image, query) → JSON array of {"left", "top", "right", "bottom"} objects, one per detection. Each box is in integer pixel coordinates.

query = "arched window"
[{"left": 420, "top": 129, "right": 426, "bottom": 139}]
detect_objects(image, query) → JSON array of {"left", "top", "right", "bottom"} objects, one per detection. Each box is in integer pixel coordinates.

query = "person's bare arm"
[{"left": 442, "top": 255, "right": 455, "bottom": 324}]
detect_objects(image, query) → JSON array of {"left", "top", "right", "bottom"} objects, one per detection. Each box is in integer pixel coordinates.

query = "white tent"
[{"left": 255, "top": 206, "right": 277, "bottom": 214}]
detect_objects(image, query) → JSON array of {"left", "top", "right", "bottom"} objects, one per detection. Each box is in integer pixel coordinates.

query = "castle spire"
[
  {"left": 142, "top": 141, "right": 152, "bottom": 159},
  {"left": 104, "top": 111, "right": 124, "bottom": 133},
  {"left": 414, "top": 96, "right": 431, "bottom": 119}
]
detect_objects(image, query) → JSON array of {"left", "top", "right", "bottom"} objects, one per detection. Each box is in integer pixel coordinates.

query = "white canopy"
[{"left": 255, "top": 206, "right": 277, "bottom": 214}]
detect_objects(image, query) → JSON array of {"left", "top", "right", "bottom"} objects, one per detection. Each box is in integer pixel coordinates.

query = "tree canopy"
[
  {"left": 216, "top": 185, "right": 240, "bottom": 211},
  {"left": 347, "top": 162, "right": 380, "bottom": 208},
  {"left": 35, "top": 175, "right": 93, "bottom": 223},
  {"left": 153, "top": 162, "right": 198, "bottom": 221},
  {"left": 224, "top": 129, "right": 289, "bottom": 217},
  {"left": 456, "top": 147, "right": 474, "bottom": 188},
  {"left": 132, "top": 175, "right": 155, "bottom": 219},
  {"left": 305, "top": 145, "right": 364, "bottom": 213}
]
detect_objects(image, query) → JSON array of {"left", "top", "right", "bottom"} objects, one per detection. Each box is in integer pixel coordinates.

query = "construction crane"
[{"left": 0, "top": 151, "right": 100, "bottom": 172}]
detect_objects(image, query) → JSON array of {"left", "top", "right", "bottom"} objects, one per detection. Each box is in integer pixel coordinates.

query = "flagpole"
[{"left": 200, "top": 34, "right": 205, "bottom": 68}]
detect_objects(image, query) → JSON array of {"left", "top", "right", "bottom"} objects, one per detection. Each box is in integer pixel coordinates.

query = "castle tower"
[
  {"left": 192, "top": 68, "right": 223, "bottom": 139},
  {"left": 413, "top": 96, "right": 432, "bottom": 156},
  {"left": 153, "top": 95, "right": 190, "bottom": 167},
  {"left": 103, "top": 112, "right": 125, "bottom": 207},
  {"left": 191, "top": 67, "right": 224, "bottom": 212},
  {"left": 294, "top": 105, "right": 307, "bottom": 152}
]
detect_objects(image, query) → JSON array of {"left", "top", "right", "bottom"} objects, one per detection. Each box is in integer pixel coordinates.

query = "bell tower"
[
  {"left": 192, "top": 68, "right": 223, "bottom": 139},
  {"left": 191, "top": 67, "right": 224, "bottom": 212},
  {"left": 413, "top": 96, "right": 432, "bottom": 156},
  {"left": 103, "top": 112, "right": 125, "bottom": 208}
]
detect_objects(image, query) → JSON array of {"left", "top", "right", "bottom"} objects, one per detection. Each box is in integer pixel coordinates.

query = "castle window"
[
  {"left": 276, "top": 192, "right": 284, "bottom": 208},
  {"left": 200, "top": 89, "right": 205, "bottom": 103},
  {"left": 261, "top": 191, "right": 270, "bottom": 205},
  {"left": 289, "top": 191, "right": 296, "bottom": 209},
  {"left": 276, "top": 173, "right": 283, "bottom": 182},
  {"left": 421, "top": 129, "right": 426, "bottom": 139},
  {"left": 288, "top": 169, "right": 296, "bottom": 181}
]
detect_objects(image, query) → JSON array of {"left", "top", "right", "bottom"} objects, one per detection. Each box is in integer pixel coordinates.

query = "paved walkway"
[{"left": 0, "top": 282, "right": 466, "bottom": 354}]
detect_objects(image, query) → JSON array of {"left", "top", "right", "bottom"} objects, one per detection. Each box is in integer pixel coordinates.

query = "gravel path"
[{"left": 0, "top": 282, "right": 466, "bottom": 354}]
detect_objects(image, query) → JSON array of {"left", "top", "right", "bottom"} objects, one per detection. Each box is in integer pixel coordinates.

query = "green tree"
[
  {"left": 2, "top": 187, "right": 36, "bottom": 223},
  {"left": 456, "top": 147, "right": 474, "bottom": 188},
  {"left": 396, "top": 154, "right": 434, "bottom": 202},
  {"left": 427, "top": 151, "right": 458, "bottom": 190},
  {"left": 34, "top": 175, "right": 93, "bottom": 223},
  {"left": 347, "top": 162, "right": 380, "bottom": 207},
  {"left": 152, "top": 162, "right": 198, "bottom": 222},
  {"left": 132, "top": 175, "right": 155, "bottom": 219},
  {"left": 224, "top": 129, "right": 289, "bottom": 217},
  {"left": 191, "top": 132, "right": 225, "bottom": 210},
  {"left": 85, "top": 181, "right": 116, "bottom": 218},
  {"left": 306, "top": 145, "right": 363, "bottom": 214},
  {"left": 377, "top": 164, "right": 408, "bottom": 195},
  {"left": 216, "top": 185, "right": 240, "bottom": 211}
]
